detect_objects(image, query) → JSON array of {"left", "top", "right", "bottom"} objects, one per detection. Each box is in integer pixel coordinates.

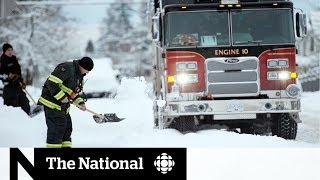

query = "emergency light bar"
[
  {"left": 156, "top": 0, "right": 289, "bottom": 9},
  {"left": 221, "top": 0, "right": 239, "bottom": 4}
]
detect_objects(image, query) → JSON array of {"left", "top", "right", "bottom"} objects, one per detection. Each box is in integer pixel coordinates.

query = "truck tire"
[
  {"left": 154, "top": 117, "right": 159, "bottom": 128},
  {"left": 153, "top": 103, "right": 159, "bottom": 128},
  {"left": 240, "top": 126, "right": 254, "bottom": 134},
  {"left": 170, "top": 116, "right": 197, "bottom": 133},
  {"left": 272, "top": 113, "right": 297, "bottom": 140},
  {"left": 240, "top": 125, "right": 268, "bottom": 135}
]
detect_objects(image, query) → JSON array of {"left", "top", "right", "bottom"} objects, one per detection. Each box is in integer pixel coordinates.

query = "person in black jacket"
[
  {"left": 38, "top": 57, "right": 94, "bottom": 148},
  {"left": 0, "top": 43, "right": 42, "bottom": 117}
]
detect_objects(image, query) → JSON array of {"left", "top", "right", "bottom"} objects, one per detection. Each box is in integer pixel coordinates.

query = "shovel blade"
[
  {"left": 93, "top": 113, "right": 125, "bottom": 123},
  {"left": 93, "top": 115, "right": 106, "bottom": 124}
]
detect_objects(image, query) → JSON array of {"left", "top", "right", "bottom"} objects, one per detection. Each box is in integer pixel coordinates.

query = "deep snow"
[
  {"left": 0, "top": 77, "right": 319, "bottom": 148},
  {"left": 1, "top": 70, "right": 320, "bottom": 180}
]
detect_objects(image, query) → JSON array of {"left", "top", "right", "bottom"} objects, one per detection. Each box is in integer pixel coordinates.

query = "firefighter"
[
  {"left": 0, "top": 43, "right": 42, "bottom": 117},
  {"left": 38, "top": 57, "right": 94, "bottom": 148}
]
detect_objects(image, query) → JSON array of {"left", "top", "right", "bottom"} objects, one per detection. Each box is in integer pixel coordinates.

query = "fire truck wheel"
[
  {"left": 153, "top": 105, "right": 159, "bottom": 128},
  {"left": 170, "top": 116, "right": 197, "bottom": 133},
  {"left": 154, "top": 117, "right": 159, "bottom": 128},
  {"left": 240, "top": 126, "right": 254, "bottom": 134},
  {"left": 272, "top": 113, "right": 297, "bottom": 140}
]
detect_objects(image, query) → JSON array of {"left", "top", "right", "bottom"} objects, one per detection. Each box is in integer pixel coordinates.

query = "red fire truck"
[{"left": 150, "top": 0, "right": 307, "bottom": 139}]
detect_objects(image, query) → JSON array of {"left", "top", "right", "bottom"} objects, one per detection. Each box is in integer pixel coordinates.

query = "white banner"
[
  {"left": 1, "top": 148, "right": 320, "bottom": 180},
  {"left": 188, "top": 148, "right": 320, "bottom": 180}
]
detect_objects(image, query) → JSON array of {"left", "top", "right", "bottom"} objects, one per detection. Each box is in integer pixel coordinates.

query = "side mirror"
[
  {"left": 152, "top": 14, "right": 160, "bottom": 44},
  {"left": 295, "top": 11, "right": 307, "bottom": 38}
]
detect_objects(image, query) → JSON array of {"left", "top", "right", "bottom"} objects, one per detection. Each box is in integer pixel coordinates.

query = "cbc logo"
[{"left": 154, "top": 153, "right": 175, "bottom": 174}]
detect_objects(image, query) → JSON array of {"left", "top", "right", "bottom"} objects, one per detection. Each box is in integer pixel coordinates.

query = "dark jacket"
[
  {"left": 0, "top": 54, "right": 23, "bottom": 87},
  {"left": 38, "top": 60, "right": 85, "bottom": 112}
]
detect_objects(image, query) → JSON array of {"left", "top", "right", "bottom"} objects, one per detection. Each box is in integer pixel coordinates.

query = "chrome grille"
[
  {"left": 208, "top": 83, "right": 259, "bottom": 94},
  {"left": 207, "top": 59, "right": 257, "bottom": 71},
  {"left": 208, "top": 71, "right": 258, "bottom": 83},
  {"left": 206, "top": 57, "right": 260, "bottom": 97}
]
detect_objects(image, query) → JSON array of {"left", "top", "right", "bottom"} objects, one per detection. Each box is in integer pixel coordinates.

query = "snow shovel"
[
  {"left": 24, "top": 88, "right": 37, "bottom": 105},
  {"left": 20, "top": 83, "right": 37, "bottom": 105},
  {"left": 74, "top": 105, "right": 125, "bottom": 124},
  {"left": 20, "top": 84, "right": 43, "bottom": 117}
]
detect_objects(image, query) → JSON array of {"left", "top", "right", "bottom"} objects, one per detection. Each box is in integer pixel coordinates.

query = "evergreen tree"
[
  {"left": 85, "top": 40, "right": 94, "bottom": 54},
  {"left": 132, "top": 2, "right": 154, "bottom": 77},
  {"left": 97, "top": 3, "right": 133, "bottom": 58},
  {"left": 97, "top": 2, "right": 154, "bottom": 77}
]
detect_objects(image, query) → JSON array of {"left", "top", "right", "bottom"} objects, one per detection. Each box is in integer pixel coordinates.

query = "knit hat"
[
  {"left": 2, "top": 43, "right": 13, "bottom": 53},
  {"left": 78, "top": 57, "right": 94, "bottom": 71}
]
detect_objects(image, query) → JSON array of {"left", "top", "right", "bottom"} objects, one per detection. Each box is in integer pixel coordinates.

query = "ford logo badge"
[{"left": 225, "top": 59, "right": 239, "bottom": 63}]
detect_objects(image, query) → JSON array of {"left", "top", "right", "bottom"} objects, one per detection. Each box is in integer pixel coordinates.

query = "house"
[
  {"left": 296, "top": 10, "right": 320, "bottom": 57},
  {"left": 296, "top": 9, "right": 320, "bottom": 92}
]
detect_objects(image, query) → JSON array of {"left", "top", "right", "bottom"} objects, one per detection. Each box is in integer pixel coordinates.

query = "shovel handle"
[
  {"left": 86, "top": 108, "right": 105, "bottom": 119},
  {"left": 20, "top": 83, "right": 37, "bottom": 105},
  {"left": 74, "top": 104, "right": 104, "bottom": 119},
  {"left": 86, "top": 108, "right": 101, "bottom": 116},
  {"left": 25, "top": 90, "right": 37, "bottom": 104}
]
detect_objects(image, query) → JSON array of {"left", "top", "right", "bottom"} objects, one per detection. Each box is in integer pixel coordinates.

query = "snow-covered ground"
[
  {"left": 0, "top": 77, "right": 319, "bottom": 148},
  {"left": 297, "top": 92, "right": 320, "bottom": 143}
]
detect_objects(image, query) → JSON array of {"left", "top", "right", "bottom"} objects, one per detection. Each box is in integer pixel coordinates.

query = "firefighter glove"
[
  {"left": 61, "top": 97, "right": 69, "bottom": 103},
  {"left": 69, "top": 92, "right": 78, "bottom": 100},
  {"left": 20, "top": 80, "right": 27, "bottom": 89},
  {"left": 8, "top": 73, "right": 19, "bottom": 82},
  {"left": 77, "top": 103, "right": 86, "bottom": 111}
]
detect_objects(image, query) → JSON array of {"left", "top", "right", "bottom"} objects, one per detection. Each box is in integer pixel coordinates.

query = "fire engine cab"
[{"left": 150, "top": 0, "right": 307, "bottom": 139}]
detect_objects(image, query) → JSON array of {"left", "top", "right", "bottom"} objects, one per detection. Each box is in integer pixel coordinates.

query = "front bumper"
[{"left": 165, "top": 99, "right": 300, "bottom": 117}]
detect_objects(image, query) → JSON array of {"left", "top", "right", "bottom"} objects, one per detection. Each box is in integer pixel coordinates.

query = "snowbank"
[
  {"left": 297, "top": 92, "right": 320, "bottom": 143},
  {"left": 115, "top": 77, "right": 149, "bottom": 100}
]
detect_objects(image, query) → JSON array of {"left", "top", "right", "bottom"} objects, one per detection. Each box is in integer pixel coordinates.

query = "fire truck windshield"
[
  {"left": 164, "top": 8, "right": 295, "bottom": 48},
  {"left": 232, "top": 8, "right": 295, "bottom": 45},
  {"left": 165, "top": 10, "right": 230, "bottom": 47}
]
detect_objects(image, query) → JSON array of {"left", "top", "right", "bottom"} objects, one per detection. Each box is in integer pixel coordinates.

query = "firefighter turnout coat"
[{"left": 38, "top": 60, "right": 85, "bottom": 113}]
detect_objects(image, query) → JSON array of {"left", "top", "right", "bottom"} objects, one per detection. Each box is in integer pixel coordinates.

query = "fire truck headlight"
[
  {"left": 267, "top": 71, "right": 278, "bottom": 80},
  {"left": 267, "top": 60, "right": 278, "bottom": 68},
  {"left": 278, "top": 60, "right": 289, "bottom": 67},
  {"left": 278, "top": 71, "right": 290, "bottom": 80},
  {"left": 176, "top": 63, "right": 187, "bottom": 70},
  {"left": 176, "top": 61, "right": 197, "bottom": 71},
  {"left": 187, "top": 62, "right": 197, "bottom": 69},
  {"left": 267, "top": 71, "right": 291, "bottom": 80},
  {"left": 176, "top": 73, "right": 198, "bottom": 84},
  {"left": 286, "top": 84, "right": 301, "bottom": 98},
  {"left": 267, "top": 59, "right": 289, "bottom": 68}
]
